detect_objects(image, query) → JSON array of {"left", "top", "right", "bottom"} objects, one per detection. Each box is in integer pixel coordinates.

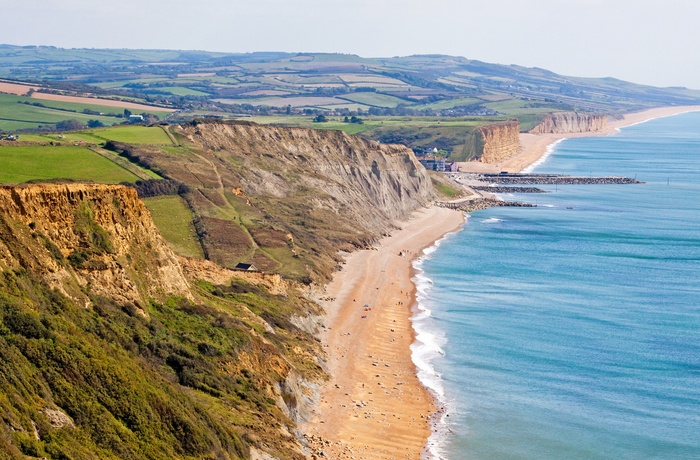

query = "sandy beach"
[
  {"left": 304, "top": 206, "right": 464, "bottom": 459},
  {"left": 303, "top": 105, "right": 700, "bottom": 459},
  {"left": 460, "top": 106, "right": 700, "bottom": 174}
]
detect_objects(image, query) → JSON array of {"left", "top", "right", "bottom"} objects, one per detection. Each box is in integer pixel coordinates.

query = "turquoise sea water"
[{"left": 412, "top": 112, "right": 700, "bottom": 459}]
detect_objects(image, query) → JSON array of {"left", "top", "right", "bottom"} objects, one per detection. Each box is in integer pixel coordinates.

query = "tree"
[
  {"left": 123, "top": 109, "right": 132, "bottom": 119},
  {"left": 313, "top": 114, "right": 327, "bottom": 123},
  {"left": 55, "top": 119, "right": 86, "bottom": 131},
  {"left": 87, "top": 119, "right": 105, "bottom": 128}
]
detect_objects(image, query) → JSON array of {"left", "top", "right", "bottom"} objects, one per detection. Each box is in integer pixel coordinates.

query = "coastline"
[
  {"left": 303, "top": 105, "right": 700, "bottom": 459},
  {"left": 303, "top": 206, "right": 464, "bottom": 459},
  {"left": 459, "top": 105, "right": 700, "bottom": 174}
]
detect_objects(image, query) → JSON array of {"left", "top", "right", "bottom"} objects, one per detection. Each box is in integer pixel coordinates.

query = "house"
[
  {"left": 233, "top": 263, "right": 258, "bottom": 271},
  {"left": 128, "top": 114, "right": 145, "bottom": 123},
  {"left": 419, "top": 156, "right": 446, "bottom": 172}
]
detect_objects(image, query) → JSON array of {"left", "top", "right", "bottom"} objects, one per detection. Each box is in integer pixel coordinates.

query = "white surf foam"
[
  {"left": 521, "top": 138, "right": 566, "bottom": 173},
  {"left": 410, "top": 228, "right": 463, "bottom": 460}
]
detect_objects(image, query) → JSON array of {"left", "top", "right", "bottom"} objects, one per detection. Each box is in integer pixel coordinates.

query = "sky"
[{"left": 1, "top": 0, "right": 699, "bottom": 89}]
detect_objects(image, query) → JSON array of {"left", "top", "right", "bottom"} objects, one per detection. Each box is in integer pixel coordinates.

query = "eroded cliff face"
[
  {"left": 529, "top": 112, "right": 608, "bottom": 134},
  {"left": 0, "top": 183, "right": 192, "bottom": 308},
  {"left": 129, "top": 121, "right": 437, "bottom": 280},
  {"left": 478, "top": 120, "right": 522, "bottom": 164},
  {"left": 177, "top": 122, "right": 435, "bottom": 226}
]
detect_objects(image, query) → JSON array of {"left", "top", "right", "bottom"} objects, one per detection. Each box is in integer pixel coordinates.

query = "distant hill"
[
  {"left": 3, "top": 45, "right": 700, "bottom": 160},
  {"left": 2, "top": 45, "right": 699, "bottom": 119}
]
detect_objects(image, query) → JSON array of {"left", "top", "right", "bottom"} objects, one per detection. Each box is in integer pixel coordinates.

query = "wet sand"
[{"left": 303, "top": 206, "right": 464, "bottom": 459}]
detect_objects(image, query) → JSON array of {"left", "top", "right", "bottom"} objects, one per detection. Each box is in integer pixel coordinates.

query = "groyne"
[
  {"left": 436, "top": 199, "right": 536, "bottom": 213},
  {"left": 477, "top": 173, "right": 643, "bottom": 185},
  {"left": 471, "top": 186, "right": 548, "bottom": 194}
]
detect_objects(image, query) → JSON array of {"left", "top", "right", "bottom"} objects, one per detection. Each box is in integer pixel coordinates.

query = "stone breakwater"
[
  {"left": 471, "top": 186, "right": 549, "bottom": 194},
  {"left": 436, "top": 199, "right": 536, "bottom": 213},
  {"left": 478, "top": 173, "right": 644, "bottom": 185}
]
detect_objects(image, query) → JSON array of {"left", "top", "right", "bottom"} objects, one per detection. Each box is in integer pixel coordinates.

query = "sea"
[{"left": 411, "top": 111, "right": 700, "bottom": 460}]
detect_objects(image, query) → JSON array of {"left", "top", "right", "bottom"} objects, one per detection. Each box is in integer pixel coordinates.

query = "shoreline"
[
  {"left": 303, "top": 105, "right": 700, "bottom": 459},
  {"left": 459, "top": 105, "right": 700, "bottom": 174},
  {"left": 303, "top": 206, "right": 464, "bottom": 459}
]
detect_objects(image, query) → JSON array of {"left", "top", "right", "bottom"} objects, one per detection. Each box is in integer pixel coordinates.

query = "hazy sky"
[{"left": 2, "top": 0, "right": 699, "bottom": 89}]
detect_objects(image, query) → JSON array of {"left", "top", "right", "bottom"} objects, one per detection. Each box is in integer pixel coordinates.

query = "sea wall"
[
  {"left": 478, "top": 120, "right": 522, "bottom": 164},
  {"left": 529, "top": 112, "right": 608, "bottom": 134}
]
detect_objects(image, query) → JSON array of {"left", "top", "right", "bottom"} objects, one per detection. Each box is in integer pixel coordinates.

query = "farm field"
[
  {"left": 157, "top": 87, "right": 211, "bottom": 97},
  {"left": 0, "top": 81, "right": 40, "bottom": 95},
  {"left": 30, "top": 92, "right": 175, "bottom": 113},
  {"left": 216, "top": 96, "right": 349, "bottom": 108},
  {"left": 1, "top": 80, "right": 175, "bottom": 114},
  {"left": 338, "top": 92, "right": 409, "bottom": 108},
  {"left": 0, "top": 93, "right": 120, "bottom": 131},
  {"left": 0, "top": 144, "right": 141, "bottom": 184},
  {"left": 419, "top": 97, "right": 482, "bottom": 110},
  {"left": 19, "top": 125, "right": 176, "bottom": 146}
]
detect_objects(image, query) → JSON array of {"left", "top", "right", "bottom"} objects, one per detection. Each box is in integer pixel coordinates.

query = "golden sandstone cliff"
[
  {"left": 478, "top": 120, "right": 522, "bottom": 164},
  {"left": 529, "top": 111, "right": 608, "bottom": 134},
  {"left": 0, "top": 183, "right": 192, "bottom": 310},
  {"left": 475, "top": 113, "right": 609, "bottom": 165}
]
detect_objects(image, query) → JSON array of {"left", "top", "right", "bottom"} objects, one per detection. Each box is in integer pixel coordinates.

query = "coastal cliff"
[
  {"left": 176, "top": 121, "right": 435, "bottom": 226},
  {"left": 121, "top": 121, "right": 436, "bottom": 281},
  {"left": 529, "top": 112, "right": 608, "bottom": 134},
  {"left": 0, "top": 183, "right": 191, "bottom": 310},
  {"left": 0, "top": 182, "right": 325, "bottom": 460},
  {"left": 478, "top": 120, "right": 522, "bottom": 164}
]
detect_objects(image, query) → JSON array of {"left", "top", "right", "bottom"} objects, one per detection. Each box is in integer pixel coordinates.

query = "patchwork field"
[
  {"left": 30, "top": 92, "right": 176, "bottom": 113},
  {"left": 338, "top": 92, "right": 408, "bottom": 108},
  {"left": 216, "top": 96, "right": 347, "bottom": 108},
  {"left": 0, "top": 93, "right": 120, "bottom": 131}
]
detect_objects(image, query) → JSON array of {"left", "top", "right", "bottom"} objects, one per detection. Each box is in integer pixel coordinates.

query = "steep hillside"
[
  {"left": 109, "top": 120, "right": 436, "bottom": 281},
  {"left": 0, "top": 183, "right": 324, "bottom": 459}
]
